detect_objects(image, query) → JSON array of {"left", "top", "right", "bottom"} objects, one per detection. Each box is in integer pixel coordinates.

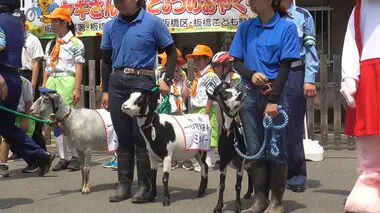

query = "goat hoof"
[
  {"left": 235, "top": 205, "right": 242, "bottom": 213},
  {"left": 197, "top": 189, "right": 206, "bottom": 198},
  {"left": 162, "top": 198, "right": 171, "bottom": 206},
  {"left": 213, "top": 206, "right": 223, "bottom": 213},
  {"left": 243, "top": 193, "right": 252, "bottom": 199},
  {"left": 81, "top": 186, "right": 91, "bottom": 194}
]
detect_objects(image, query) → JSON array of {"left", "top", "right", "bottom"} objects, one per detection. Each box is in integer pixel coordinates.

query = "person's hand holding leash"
[
  {"left": 159, "top": 81, "right": 170, "bottom": 95},
  {"left": 265, "top": 103, "right": 279, "bottom": 118},
  {"left": 251, "top": 73, "right": 268, "bottom": 86},
  {"left": 304, "top": 83, "right": 317, "bottom": 98},
  {"left": 340, "top": 77, "right": 357, "bottom": 108},
  {"left": 0, "top": 74, "right": 8, "bottom": 100}
]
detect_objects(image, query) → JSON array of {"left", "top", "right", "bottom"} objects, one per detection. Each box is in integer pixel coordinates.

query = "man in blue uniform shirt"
[
  {"left": 283, "top": 0, "right": 320, "bottom": 192},
  {"left": 0, "top": 0, "right": 55, "bottom": 178},
  {"left": 101, "top": 0, "right": 177, "bottom": 203}
]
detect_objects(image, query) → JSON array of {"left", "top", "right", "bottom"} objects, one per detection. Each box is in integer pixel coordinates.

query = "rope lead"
[{"left": 234, "top": 105, "right": 289, "bottom": 160}]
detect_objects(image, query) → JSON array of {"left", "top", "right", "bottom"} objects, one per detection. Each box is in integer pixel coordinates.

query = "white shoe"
[{"left": 193, "top": 162, "right": 214, "bottom": 172}]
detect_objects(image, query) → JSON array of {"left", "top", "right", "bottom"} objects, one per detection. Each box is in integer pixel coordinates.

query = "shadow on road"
[
  {"left": 7, "top": 167, "right": 58, "bottom": 180},
  {"left": 306, "top": 179, "right": 321, "bottom": 189},
  {"left": 40, "top": 182, "right": 217, "bottom": 205},
  {"left": 284, "top": 200, "right": 307, "bottom": 212},
  {"left": 153, "top": 185, "right": 218, "bottom": 205},
  {"left": 0, "top": 198, "right": 34, "bottom": 209},
  {"left": 221, "top": 198, "right": 306, "bottom": 213},
  {"left": 312, "top": 189, "right": 350, "bottom": 196}
]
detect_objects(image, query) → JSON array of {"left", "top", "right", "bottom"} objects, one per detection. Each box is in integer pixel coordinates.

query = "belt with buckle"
[
  {"left": 118, "top": 68, "right": 155, "bottom": 78},
  {"left": 50, "top": 71, "right": 75, "bottom": 77},
  {"left": 291, "top": 60, "right": 304, "bottom": 68}
]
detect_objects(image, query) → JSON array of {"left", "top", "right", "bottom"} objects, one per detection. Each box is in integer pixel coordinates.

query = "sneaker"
[
  {"left": 110, "top": 160, "right": 118, "bottom": 170},
  {"left": 182, "top": 160, "right": 194, "bottom": 171},
  {"left": 194, "top": 162, "right": 201, "bottom": 172},
  {"left": 194, "top": 162, "right": 214, "bottom": 172},
  {"left": 67, "top": 157, "right": 80, "bottom": 172},
  {"left": 8, "top": 154, "right": 20, "bottom": 161},
  {"left": 22, "top": 163, "right": 39, "bottom": 173},
  {"left": 171, "top": 161, "right": 179, "bottom": 170},
  {"left": 38, "top": 152, "right": 56, "bottom": 176},
  {"left": 0, "top": 164, "right": 9, "bottom": 178},
  {"left": 102, "top": 157, "right": 117, "bottom": 168},
  {"left": 52, "top": 159, "right": 70, "bottom": 172}
]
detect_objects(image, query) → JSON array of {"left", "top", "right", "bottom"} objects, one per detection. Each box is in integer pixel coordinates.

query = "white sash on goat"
[
  {"left": 172, "top": 114, "right": 211, "bottom": 151},
  {"left": 95, "top": 109, "right": 119, "bottom": 152}
]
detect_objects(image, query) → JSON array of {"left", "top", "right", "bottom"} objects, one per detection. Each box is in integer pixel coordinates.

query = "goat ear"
[{"left": 52, "top": 94, "right": 60, "bottom": 106}]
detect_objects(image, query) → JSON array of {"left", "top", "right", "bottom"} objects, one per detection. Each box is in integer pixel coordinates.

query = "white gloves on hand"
[{"left": 340, "top": 78, "right": 357, "bottom": 108}]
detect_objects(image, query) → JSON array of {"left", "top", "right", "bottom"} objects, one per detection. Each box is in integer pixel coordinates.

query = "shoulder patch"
[
  {"left": 70, "top": 37, "right": 80, "bottom": 47},
  {"left": 296, "top": 7, "right": 311, "bottom": 19}
]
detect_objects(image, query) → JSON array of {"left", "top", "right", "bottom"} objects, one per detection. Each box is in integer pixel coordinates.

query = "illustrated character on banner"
[
  {"left": 25, "top": 0, "right": 58, "bottom": 23},
  {"left": 340, "top": 0, "right": 380, "bottom": 212},
  {"left": 38, "top": 0, "right": 59, "bottom": 23}
]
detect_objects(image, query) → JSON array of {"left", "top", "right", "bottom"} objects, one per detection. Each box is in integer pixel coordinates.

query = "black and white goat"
[
  {"left": 121, "top": 88, "right": 209, "bottom": 206},
  {"left": 208, "top": 82, "right": 253, "bottom": 213},
  {"left": 31, "top": 92, "right": 106, "bottom": 194}
]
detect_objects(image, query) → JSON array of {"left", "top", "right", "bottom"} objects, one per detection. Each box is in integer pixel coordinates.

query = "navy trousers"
[
  {"left": 0, "top": 67, "right": 45, "bottom": 165},
  {"left": 108, "top": 71, "right": 156, "bottom": 154},
  {"left": 284, "top": 67, "right": 307, "bottom": 186}
]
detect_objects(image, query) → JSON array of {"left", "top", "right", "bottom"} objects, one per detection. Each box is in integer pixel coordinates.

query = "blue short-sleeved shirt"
[
  {"left": 101, "top": 9, "right": 173, "bottom": 70},
  {"left": 229, "top": 12, "right": 300, "bottom": 83}
]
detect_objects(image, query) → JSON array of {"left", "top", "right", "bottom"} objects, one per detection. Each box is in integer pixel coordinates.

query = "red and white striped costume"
[{"left": 341, "top": 0, "right": 380, "bottom": 212}]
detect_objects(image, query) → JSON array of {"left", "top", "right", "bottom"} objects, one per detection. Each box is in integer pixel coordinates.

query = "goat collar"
[
  {"left": 51, "top": 108, "right": 72, "bottom": 125},
  {"left": 140, "top": 112, "right": 156, "bottom": 130}
]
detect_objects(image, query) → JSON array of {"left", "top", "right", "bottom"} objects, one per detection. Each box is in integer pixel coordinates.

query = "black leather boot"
[
  {"left": 264, "top": 164, "right": 287, "bottom": 213},
  {"left": 109, "top": 152, "right": 134, "bottom": 203},
  {"left": 131, "top": 147, "right": 154, "bottom": 204},
  {"left": 241, "top": 160, "right": 270, "bottom": 213}
]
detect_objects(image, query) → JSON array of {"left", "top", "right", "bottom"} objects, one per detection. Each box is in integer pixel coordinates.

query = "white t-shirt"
[
  {"left": 21, "top": 32, "right": 44, "bottom": 70},
  {"left": 17, "top": 76, "right": 34, "bottom": 112}
]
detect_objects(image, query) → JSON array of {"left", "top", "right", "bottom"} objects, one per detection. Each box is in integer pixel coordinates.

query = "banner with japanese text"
[{"left": 24, "top": 0, "right": 255, "bottom": 39}]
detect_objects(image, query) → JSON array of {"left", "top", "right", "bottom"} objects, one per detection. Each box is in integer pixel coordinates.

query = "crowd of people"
[{"left": 1, "top": 0, "right": 378, "bottom": 212}]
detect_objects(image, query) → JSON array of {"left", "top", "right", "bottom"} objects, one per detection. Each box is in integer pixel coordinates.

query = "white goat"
[
  {"left": 31, "top": 92, "right": 106, "bottom": 194},
  {"left": 121, "top": 88, "right": 210, "bottom": 206}
]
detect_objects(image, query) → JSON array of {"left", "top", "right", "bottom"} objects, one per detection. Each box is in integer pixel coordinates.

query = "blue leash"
[{"left": 234, "top": 105, "right": 289, "bottom": 160}]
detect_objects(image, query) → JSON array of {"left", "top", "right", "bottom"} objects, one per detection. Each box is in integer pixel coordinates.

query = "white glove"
[{"left": 340, "top": 78, "right": 357, "bottom": 108}]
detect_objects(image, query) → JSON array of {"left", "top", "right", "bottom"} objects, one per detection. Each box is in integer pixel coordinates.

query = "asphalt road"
[{"left": 0, "top": 150, "right": 356, "bottom": 213}]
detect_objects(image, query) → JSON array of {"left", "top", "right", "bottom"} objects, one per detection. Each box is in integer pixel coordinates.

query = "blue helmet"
[{"left": 0, "top": 0, "right": 16, "bottom": 5}]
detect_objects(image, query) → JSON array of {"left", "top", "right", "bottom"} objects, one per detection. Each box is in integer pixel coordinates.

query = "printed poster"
[{"left": 23, "top": 0, "right": 256, "bottom": 39}]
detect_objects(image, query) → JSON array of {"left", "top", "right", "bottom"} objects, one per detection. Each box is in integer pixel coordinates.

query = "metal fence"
[
  {"left": 307, "top": 55, "right": 355, "bottom": 150},
  {"left": 304, "top": 6, "right": 333, "bottom": 64}
]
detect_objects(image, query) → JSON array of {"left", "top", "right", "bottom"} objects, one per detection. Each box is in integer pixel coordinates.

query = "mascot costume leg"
[{"left": 340, "top": 0, "right": 380, "bottom": 212}]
